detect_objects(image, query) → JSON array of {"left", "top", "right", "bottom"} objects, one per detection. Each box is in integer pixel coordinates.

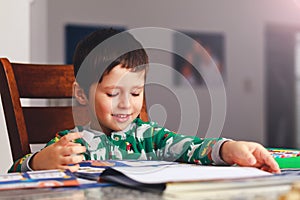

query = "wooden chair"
[{"left": 0, "top": 58, "right": 148, "bottom": 161}]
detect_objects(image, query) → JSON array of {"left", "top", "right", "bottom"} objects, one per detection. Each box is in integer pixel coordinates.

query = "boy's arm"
[
  {"left": 152, "top": 126, "right": 280, "bottom": 173},
  {"left": 152, "top": 127, "right": 229, "bottom": 165}
]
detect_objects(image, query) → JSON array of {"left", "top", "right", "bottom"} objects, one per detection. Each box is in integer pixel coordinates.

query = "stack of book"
[
  {"left": 0, "top": 169, "right": 79, "bottom": 190},
  {"left": 2, "top": 157, "right": 300, "bottom": 199}
]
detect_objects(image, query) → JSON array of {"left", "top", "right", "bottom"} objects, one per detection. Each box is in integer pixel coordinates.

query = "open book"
[
  {"left": 75, "top": 160, "right": 277, "bottom": 193},
  {"left": 75, "top": 160, "right": 300, "bottom": 193}
]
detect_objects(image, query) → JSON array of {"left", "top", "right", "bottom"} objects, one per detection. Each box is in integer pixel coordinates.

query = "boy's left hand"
[{"left": 220, "top": 141, "right": 281, "bottom": 173}]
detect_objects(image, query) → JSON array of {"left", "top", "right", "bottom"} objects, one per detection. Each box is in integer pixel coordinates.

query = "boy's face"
[{"left": 88, "top": 64, "right": 145, "bottom": 134}]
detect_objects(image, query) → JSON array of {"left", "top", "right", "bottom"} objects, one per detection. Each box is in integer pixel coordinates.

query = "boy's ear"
[{"left": 73, "top": 82, "right": 88, "bottom": 105}]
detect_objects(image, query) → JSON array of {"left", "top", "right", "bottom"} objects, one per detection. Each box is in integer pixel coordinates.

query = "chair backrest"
[{"left": 0, "top": 58, "right": 148, "bottom": 161}]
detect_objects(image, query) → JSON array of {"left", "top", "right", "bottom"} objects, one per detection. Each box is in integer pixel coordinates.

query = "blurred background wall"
[{"left": 1, "top": 0, "right": 300, "bottom": 173}]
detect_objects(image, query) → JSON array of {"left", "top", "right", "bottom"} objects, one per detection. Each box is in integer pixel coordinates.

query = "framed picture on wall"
[
  {"left": 173, "top": 31, "right": 225, "bottom": 86},
  {"left": 65, "top": 24, "right": 126, "bottom": 64}
]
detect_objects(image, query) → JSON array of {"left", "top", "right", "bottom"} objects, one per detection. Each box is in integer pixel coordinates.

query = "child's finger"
[
  {"left": 61, "top": 164, "right": 80, "bottom": 172},
  {"left": 61, "top": 154, "right": 84, "bottom": 165},
  {"left": 260, "top": 165, "right": 279, "bottom": 173},
  {"left": 67, "top": 142, "right": 83, "bottom": 146},
  {"left": 259, "top": 151, "right": 280, "bottom": 173},
  {"left": 62, "top": 145, "right": 86, "bottom": 156},
  {"left": 251, "top": 145, "right": 280, "bottom": 173},
  {"left": 58, "top": 132, "right": 83, "bottom": 146}
]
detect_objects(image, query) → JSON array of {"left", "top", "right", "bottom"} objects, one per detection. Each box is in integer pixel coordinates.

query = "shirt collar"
[{"left": 82, "top": 119, "right": 138, "bottom": 136}]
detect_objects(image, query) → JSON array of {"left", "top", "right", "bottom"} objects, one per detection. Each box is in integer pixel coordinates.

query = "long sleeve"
[
  {"left": 151, "top": 125, "right": 225, "bottom": 165},
  {"left": 8, "top": 154, "right": 33, "bottom": 173},
  {"left": 133, "top": 118, "right": 228, "bottom": 165}
]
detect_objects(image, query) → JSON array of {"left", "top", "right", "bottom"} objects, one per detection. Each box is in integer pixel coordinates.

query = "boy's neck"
[{"left": 90, "top": 121, "right": 112, "bottom": 136}]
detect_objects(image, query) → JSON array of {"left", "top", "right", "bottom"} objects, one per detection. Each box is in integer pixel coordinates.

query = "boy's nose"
[{"left": 118, "top": 95, "right": 131, "bottom": 109}]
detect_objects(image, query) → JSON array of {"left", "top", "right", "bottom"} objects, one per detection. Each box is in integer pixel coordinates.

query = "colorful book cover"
[
  {"left": 0, "top": 170, "right": 79, "bottom": 190},
  {"left": 268, "top": 148, "right": 300, "bottom": 169}
]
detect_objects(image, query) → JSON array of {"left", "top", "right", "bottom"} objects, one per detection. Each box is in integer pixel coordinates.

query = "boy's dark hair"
[{"left": 73, "top": 28, "right": 149, "bottom": 94}]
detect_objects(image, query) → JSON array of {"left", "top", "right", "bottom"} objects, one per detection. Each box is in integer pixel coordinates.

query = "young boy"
[{"left": 9, "top": 28, "right": 280, "bottom": 173}]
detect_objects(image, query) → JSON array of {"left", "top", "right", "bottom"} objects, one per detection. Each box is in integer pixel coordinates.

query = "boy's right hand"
[{"left": 31, "top": 132, "right": 86, "bottom": 172}]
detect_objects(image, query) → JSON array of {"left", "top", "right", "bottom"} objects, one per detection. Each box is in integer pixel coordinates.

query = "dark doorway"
[{"left": 265, "top": 23, "right": 300, "bottom": 148}]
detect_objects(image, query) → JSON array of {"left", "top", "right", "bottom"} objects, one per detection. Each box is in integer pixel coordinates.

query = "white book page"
[
  {"left": 0, "top": 174, "right": 23, "bottom": 182},
  {"left": 112, "top": 165, "right": 272, "bottom": 184},
  {"left": 27, "top": 170, "right": 68, "bottom": 179}
]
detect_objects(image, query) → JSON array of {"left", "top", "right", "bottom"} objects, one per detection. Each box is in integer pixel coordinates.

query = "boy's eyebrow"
[
  {"left": 103, "top": 86, "right": 119, "bottom": 90},
  {"left": 103, "top": 85, "right": 144, "bottom": 90},
  {"left": 132, "top": 85, "right": 144, "bottom": 89}
]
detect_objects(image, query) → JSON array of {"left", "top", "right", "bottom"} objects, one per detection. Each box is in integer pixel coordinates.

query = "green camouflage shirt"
[{"left": 8, "top": 118, "right": 226, "bottom": 172}]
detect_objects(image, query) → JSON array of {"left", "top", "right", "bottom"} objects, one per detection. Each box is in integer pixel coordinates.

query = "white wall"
[
  {"left": 0, "top": 0, "right": 31, "bottom": 173},
  {"left": 43, "top": 0, "right": 300, "bottom": 144},
  {"left": 30, "top": 0, "right": 48, "bottom": 63}
]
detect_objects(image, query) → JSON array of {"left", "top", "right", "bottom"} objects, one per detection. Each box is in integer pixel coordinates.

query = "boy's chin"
[{"left": 111, "top": 121, "right": 132, "bottom": 132}]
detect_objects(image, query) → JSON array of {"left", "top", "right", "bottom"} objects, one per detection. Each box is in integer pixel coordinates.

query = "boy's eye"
[
  {"left": 107, "top": 93, "right": 118, "bottom": 97},
  {"left": 131, "top": 88, "right": 143, "bottom": 97},
  {"left": 131, "top": 93, "right": 140, "bottom": 97}
]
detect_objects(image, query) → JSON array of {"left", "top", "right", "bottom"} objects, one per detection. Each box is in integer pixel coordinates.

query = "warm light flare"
[{"left": 294, "top": 0, "right": 300, "bottom": 8}]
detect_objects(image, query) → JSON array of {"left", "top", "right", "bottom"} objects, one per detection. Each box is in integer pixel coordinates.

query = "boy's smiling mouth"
[{"left": 112, "top": 114, "right": 132, "bottom": 123}]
